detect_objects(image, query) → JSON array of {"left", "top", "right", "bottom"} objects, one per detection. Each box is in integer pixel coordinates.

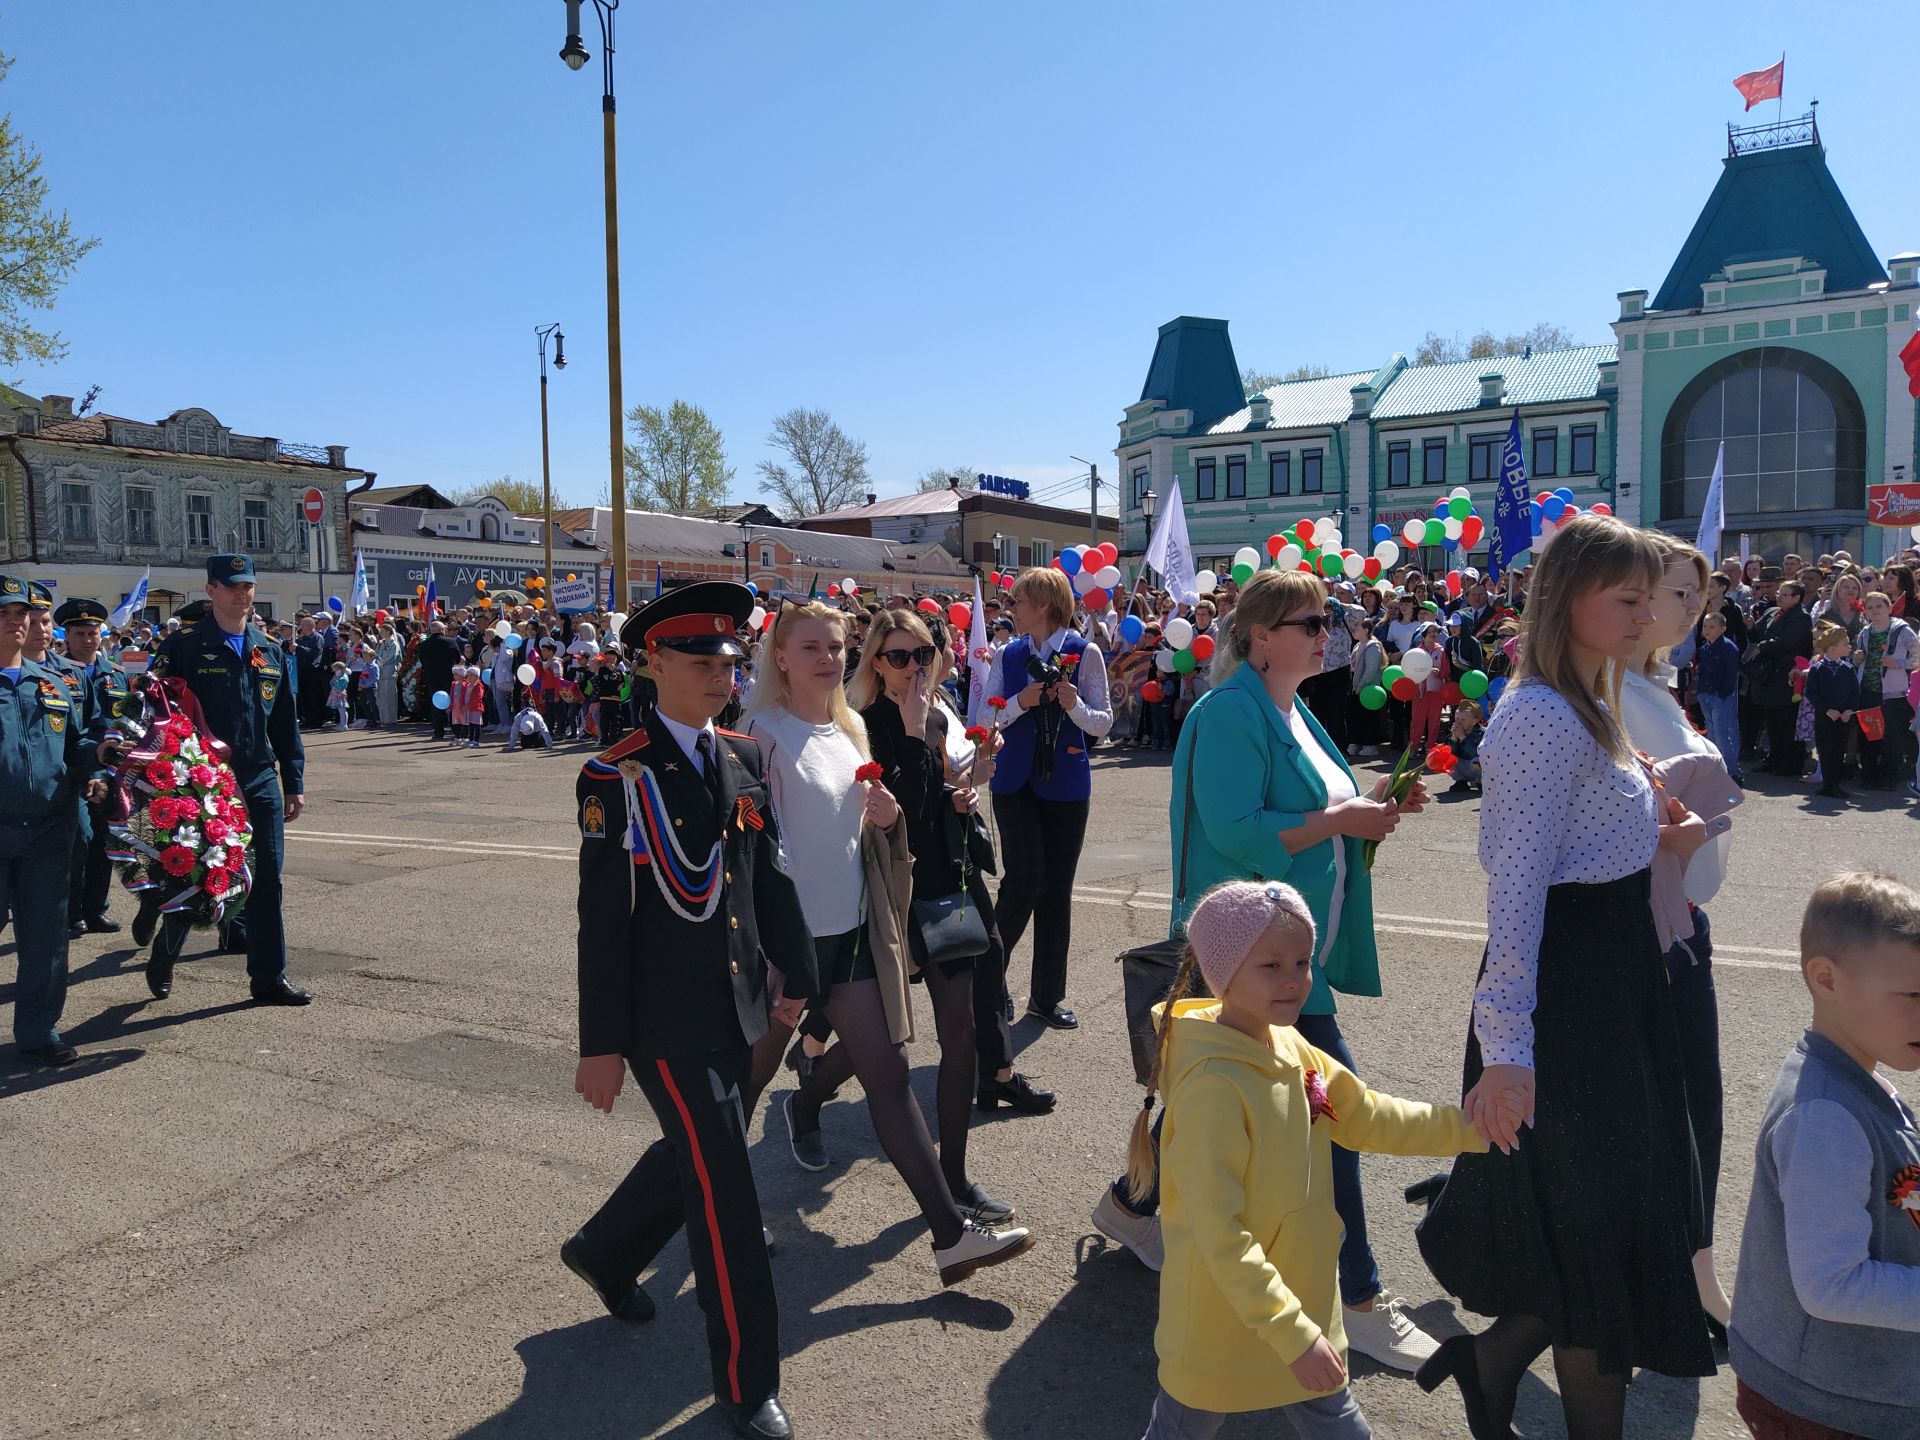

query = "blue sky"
[{"left": 6, "top": 1, "right": 1913, "bottom": 514}]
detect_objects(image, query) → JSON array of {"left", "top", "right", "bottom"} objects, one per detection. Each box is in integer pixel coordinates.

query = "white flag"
[
  {"left": 1144, "top": 478, "right": 1200, "bottom": 607},
  {"left": 966, "top": 571, "right": 991, "bottom": 726},
  {"left": 109, "top": 567, "right": 150, "bottom": 629},
  {"left": 350, "top": 550, "right": 371, "bottom": 614},
  {"left": 1695, "top": 441, "right": 1725, "bottom": 563}
]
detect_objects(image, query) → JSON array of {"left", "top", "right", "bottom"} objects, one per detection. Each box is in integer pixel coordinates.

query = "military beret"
[
  {"left": 208, "top": 553, "right": 256, "bottom": 584},
  {"left": 53, "top": 597, "right": 109, "bottom": 625}
]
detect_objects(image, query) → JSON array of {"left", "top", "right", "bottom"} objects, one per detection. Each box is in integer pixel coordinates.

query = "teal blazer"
[{"left": 1168, "top": 662, "right": 1381, "bottom": 1015}]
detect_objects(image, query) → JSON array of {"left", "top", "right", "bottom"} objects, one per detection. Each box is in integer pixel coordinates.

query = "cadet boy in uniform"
[
  {"left": 134, "top": 555, "right": 310, "bottom": 1006},
  {"left": 54, "top": 596, "right": 127, "bottom": 936},
  {"left": 566, "top": 581, "right": 817, "bottom": 1440},
  {"left": 0, "top": 574, "right": 109, "bottom": 1067}
]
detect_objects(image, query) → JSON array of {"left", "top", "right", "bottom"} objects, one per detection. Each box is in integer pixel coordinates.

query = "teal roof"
[
  {"left": 1368, "top": 345, "right": 1616, "bottom": 421},
  {"left": 1651, "top": 142, "right": 1885, "bottom": 312},
  {"left": 1138, "top": 317, "right": 1245, "bottom": 434},
  {"left": 1207, "top": 369, "right": 1376, "bottom": 434}
]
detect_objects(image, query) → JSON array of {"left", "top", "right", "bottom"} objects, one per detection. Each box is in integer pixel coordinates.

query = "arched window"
[
  {"left": 1660, "top": 347, "right": 1865, "bottom": 523},
  {"left": 480, "top": 513, "right": 500, "bottom": 541}
]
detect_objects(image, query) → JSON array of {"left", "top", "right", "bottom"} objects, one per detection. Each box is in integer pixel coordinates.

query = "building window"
[
  {"left": 125, "top": 485, "right": 158, "bottom": 546},
  {"left": 479, "top": 513, "right": 500, "bottom": 542},
  {"left": 760, "top": 545, "right": 773, "bottom": 569},
  {"left": 61, "top": 481, "right": 95, "bottom": 541},
  {"left": 1225, "top": 455, "right": 1246, "bottom": 499},
  {"left": 1422, "top": 438, "right": 1447, "bottom": 487},
  {"left": 1468, "top": 435, "right": 1502, "bottom": 484},
  {"left": 243, "top": 497, "right": 270, "bottom": 551},
  {"left": 1132, "top": 465, "right": 1149, "bottom": 508},
  {"left": 1570, "top": 424, "right": 1597, "bottom": 475},
  {"left": 1268, "top": 453, "right": 1290, "bottom": 495},
  {"left": 995, "top": 534, "right": 1016, "bottom": 570},
  {"left": 1195, "top": 457, "right": 1216, "bottom": 502},
  {"left": 1532, "top": 428, "right": 1557, "bottom": 478},
  {"left": 1031, "top": 538, "right": 1053, "bottom": 567},
  {"left": 1386, "top": 443, "right": 1411, "bottom": 489},
  {"left": 252, "top": 599, "right": 276, "bottom": 621},
  {"left": 1301, "top": 449, "right": 1323, "bottom": 494},
  {"left": 185, "top": 493, "right": 214, "bottom": 548}
]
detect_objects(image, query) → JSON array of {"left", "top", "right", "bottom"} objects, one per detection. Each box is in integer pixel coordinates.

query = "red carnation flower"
[
  {"left": 158, "top": 844, "right": 196, "bottom": 878},
  {"left": 186, "top": 763, "right": 218, "bottom": 791},
  {"left": 854, "top": 762, "right": 884, "bottom": 784},
  {"left": 987, "top": 696, "right": 1009, "bottom": 712},
  {"left": 202, "top": 868, "right": 231, "bottom": 896},
  {"left": 965, "top": 726, "right": 991, "bottom": 745},
  {"left": 1058, "top": 653, "right": 1081, "bottom": 670},
  {"left": 146, "top": 759, "right": 180, "bottom": 791},
  {"left": 216, "top": 771, "right": 237, "bottom": 797},
  {"left": 157, "top": 729, "right": 183, "bottom": 756}
]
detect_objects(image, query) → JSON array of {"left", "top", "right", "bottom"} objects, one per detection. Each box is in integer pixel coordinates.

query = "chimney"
[
  {"left": 42, "top": 395, "right": 73, "bottom": 421},
  {"left": 1248, "top": 396, "right": 1272, "bottom": 425},
  {"left": 947, "top": 477, "right": 959, "bottom": 490},
  {"left": 865, "top": 492, "right": 877, "bottom": 506},
  {"left": 327, "top": 444, "right": 348, "bottom": 468},
  {"left": 1478, "top": 372, "right": 1505, "bottom": 407},
  {"left": 1348, "top": 383, "right": 1373, "bottom": 419}
]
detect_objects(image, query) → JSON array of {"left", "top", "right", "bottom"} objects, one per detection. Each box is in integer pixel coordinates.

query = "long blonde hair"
[
  {"left": 739, "top": 600, "right": 868, "bottom": 754},
  {"left": 1125, "top": 945, "right": 1204, "bottom": 1204},
  {"left": 1642, "top": 532, "right": 1711, "bottom": 676},
  {"left": 847, "top": 608, "right": 935, "bottom": 713},
  {"left": 1211, "top": 569, "right": 1326, "bottom": 685},
  {"left": 1515, "top": 514, "right": 1663, "bottom": 760}
]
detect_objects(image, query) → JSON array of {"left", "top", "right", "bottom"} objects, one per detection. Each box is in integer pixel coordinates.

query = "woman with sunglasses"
[
  {"left": 986, "top": 567, "right": 1114, "bottom": 1032},
  {"left": 1093, "top": 569, "right": 1445, "bottom": 1374}
]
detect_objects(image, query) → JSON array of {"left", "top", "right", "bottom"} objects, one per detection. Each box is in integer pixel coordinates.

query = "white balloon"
[
  {"left": 1910, "top": 523, "right": 1920, "bottom": 545},
  {"left": 748, "top": 605, "right": 767, "bottom": 630},
  {"left": 516, "top": 663, "right": 537, "bottom": 685},
  {"left": 1402, "top": 519, "right": 1425, "bottom": 547},
  {"left": 1095, "top": 565, "right": 1122, "bottom": 588},
  {"left": 1319, "top": 529, "right": 1342, "bottom": 553},
  {"left": 1193, "top": 568, "right": 1219, "bottom": 593},
  {"left": 1164, "top": 617, "right": 1195, "bottom": 650},
  {"left": 1155, "top": 648, "right": 1178, "bottom": 673},
  {"left": 1401, "top": 648, "right": 1434, "bottom": 683},
  {"left": 606, "top": 613, "right": 626, "bottom": 636},
  {"left": 1451, "top": 486, "right": 1471, "bottom": 500},
  {"left": 842, "top": 577, "right": 858, "bottom": 594},
  {"left": 1375, "top": 579, "right": 1396, "bottom": 596},
  {"left": 1277, "top": 543, "right": 1304, "bottom": 571},
  {"left": 1373, "top": 540, "right": 1400, "bottom": 569},
  {"left": 1071, "top": 568, "right": 1096, "bottom": 595},
  {"left": 1443, "top": 516, "right": 1464, "bottom": 541},
  {"left": 1342, "top": 551, "right": 1368, "bottom": 578},
  {"left": 494, "top": 620, "right": 513, "bottom": 639},
  {"left": 1233, "top": 546, "right": 1261, "bottom": 571}
]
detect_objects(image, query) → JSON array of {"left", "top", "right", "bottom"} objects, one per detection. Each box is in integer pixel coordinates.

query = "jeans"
[
  {"left": 1698, "top": 692, "right": 1742, "bottom": 780},
  {"left": 1662, "top": 905, "right": 1723, "bottom": 1245},
  {"left": 1141, "top": 1386, "right": 1372, "bottom": 1440},
  {"left": 1112, "top": 1010, "right": 1382, "bottom": 1308}
]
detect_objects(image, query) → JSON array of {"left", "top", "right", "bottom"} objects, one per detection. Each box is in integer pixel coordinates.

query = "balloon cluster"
[
  {"left": 1140, "top": 612, "right": 1215, "bottom": 677},
  {"left": 1398, "top": 489, "right": 1486, "bottom": 554},
  {"left": 1528, "top": 488, "right": 1610, "bottom": 551},
  {"left": 826, "top": 577, "right": 861, "bottom": 599},
  {"left": 1055, "top": 541, "right": 1122, "bottom": 612},
  {"left": 985, "top": 570, "right": 1016, "bottom": 590}
]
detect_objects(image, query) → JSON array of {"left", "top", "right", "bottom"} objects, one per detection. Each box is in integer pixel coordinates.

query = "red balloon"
[
  {"left": 373, "top": 609, "right": 390, "bottom": 623},
  {"left": 1100, "top": 543, "right": 1119, "bottom": 567},
  {"left": 1460, "top": 514, "right": 1484, "bottom": 549},
  {"left": 1441, "top": 681, "right": 1465, "bottom": 705},
  {"left": 1266, "top": 533, "right": 1285, "bottom": 559},
  {"left": 1446, "top": 571, "right": 1463, "bottom": 597},
  {"left": 1294, "top": 518, "right": 1316, "bottom": 546},
  {"left": 1051, "top": 556, "right": 1064, "bottom": 570},
  {"left": 1590, "top": 502, "right": 1612, "bottom": 517},
  {"left": 1362, "top": 557, "right": 1382, "bottom": 580},
  {"left": 918, "top": 597, "right": 940, "bottom": 614},
  {"left": 1191, "top": 633, "right": 1216, "bottom": 662},
  {"left": 1140, "top": 680, "right": 1165, "bottom": 704},
  {"left": 1084, "top": 588, "right": 1109, "bottom": 611},
  {"left": 762, "top": 610, "right": 777, "bottom": 633},
  {"left": 1391, "top": 676, "right": 1418, "bottom": 701},
  {"left": 948, "top": 603, "right": 971, "bottom": 629}
]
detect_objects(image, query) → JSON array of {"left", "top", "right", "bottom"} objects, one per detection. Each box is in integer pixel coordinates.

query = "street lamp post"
[
  {"left": 559, "top": 0, "right": 627, "bottom": 612},
  {"left": 535, "top": 322, "right": 566, "bottom": 600},
  {"left": 1141, "top": 490, "right": 1157, "bottom": 587}
]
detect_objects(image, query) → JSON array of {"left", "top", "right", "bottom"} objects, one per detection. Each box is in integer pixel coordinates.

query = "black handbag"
[
  {"left": 911, "top": 889, "right": 992, "bottom": 965},
  {"left": 1116, "top": 742, "right": 1205, "bottom": 1085}
]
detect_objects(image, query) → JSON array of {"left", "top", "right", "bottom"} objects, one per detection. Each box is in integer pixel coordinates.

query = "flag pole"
[{"left": 1776, "top": 52, "right": 1784, "bottom": 125}]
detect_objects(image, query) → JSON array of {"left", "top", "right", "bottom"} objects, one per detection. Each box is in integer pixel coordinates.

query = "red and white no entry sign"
[{"left": 301, "top": 487, "right": 325, "bottom": 524}]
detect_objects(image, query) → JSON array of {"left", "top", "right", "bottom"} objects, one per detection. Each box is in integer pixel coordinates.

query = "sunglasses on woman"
[
  {"left": 877, "top": 644, "right": 938, "bottom": 669},
  {"left": 1272, "top": 613, "right": 1332, "bottom": 638}
]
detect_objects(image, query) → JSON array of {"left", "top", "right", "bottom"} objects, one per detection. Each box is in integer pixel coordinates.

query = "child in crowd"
[
  {"left": 1408, "top": 622, "right": 1448, "bottom": 756},
  {"left": 359, "top": 653, "right": 382, "bottom": 729},
  {"left": 504, "top": 701, "right": 555, "bottom": 752},
  {"left": 1728, "top": 872, "right": 1920, "bottom": 1439},
  {"left": 1695, "top": 609, "right": 1744, "bottom": 785},
  {"left": 1347, "top": 614, "right": 1385, "bottom": 757},
  {"left": 452, "top": 663, "right": 487, "bottom": 747},
  {"left": 1446, "top": 700, "right": 1483, "bottom": 792},
  {"left": 1804, "top": 623, "right": 1859, "bottom": 800},
  {"left": 1130, "top": 880, "right": 1487, "bottom": 1440},
  {"left": 326, "top": 660, "right": 351, "bottom": 728}
]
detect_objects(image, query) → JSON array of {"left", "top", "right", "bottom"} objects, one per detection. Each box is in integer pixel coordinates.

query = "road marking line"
[{"left": 297, "top": 829, "right": 575, "bottom": 854}]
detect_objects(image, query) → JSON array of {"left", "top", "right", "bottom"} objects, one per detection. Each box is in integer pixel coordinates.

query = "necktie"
[{"left": 695, "top": 731, "right": 724, "bottom": 812}]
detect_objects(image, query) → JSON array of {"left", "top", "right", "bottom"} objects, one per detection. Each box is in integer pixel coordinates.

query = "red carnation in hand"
[
  {"left": 158, "top": 844, "right": 196, "bottom": 878},
  {"left": 146, "top": 759, "right": 180, "bottom": 791},
  {"left": 965, "top": 725, "right": 991, "bottom": 745},
  {"left": 986, "top": 696, "right": 1008, "bottom": 712},
  {"left": 854, "top": 762, "right": 884, "bottom": 784},
  {"left": 1425, "top": 744, "right": 1457, "bottom": 774},
  {"left": 202, "top": 868, "right": 231, "bottom": 896}
]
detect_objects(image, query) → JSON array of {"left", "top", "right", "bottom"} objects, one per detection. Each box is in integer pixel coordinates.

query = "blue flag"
[
  {"left": 1490, "top": 410, "right": 1532, "bottom": 584},
  {"left": 109, "top": 567, "right": 150, "bottom": 629},
  {"left": 424, "top": 563, "right": 438, "bottom": 621},
  {"left": 654, "top": 562, "right": 663, "bottom": 599}
]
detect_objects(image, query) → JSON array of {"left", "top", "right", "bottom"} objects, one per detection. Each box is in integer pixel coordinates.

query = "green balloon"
[
  {"left": 1448, "top": 495, "right": 1472, "bottom": 520},
  {"left": 1231, "top": 562, "right": 1254, "bottom": 585},
  {"left": 1459, "top": 668, "right": 1490, "bottom": 699},
  {"left": 1172, "top": 648, "right": 1198, "bottom": 673},
  {"left": 1423, "top": 518, "right": 1447, "bottom": 545},
  {"left": 1359, "top": 684, "right": 1388, "bottom": 711},
  {"left": 1381, "top": 664, "right": 1405, "bottom": 688}
]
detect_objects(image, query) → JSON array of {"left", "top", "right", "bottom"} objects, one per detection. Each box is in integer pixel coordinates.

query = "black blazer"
[{"left": 574, "top": 712, "right": 817, "bottom": 1060}]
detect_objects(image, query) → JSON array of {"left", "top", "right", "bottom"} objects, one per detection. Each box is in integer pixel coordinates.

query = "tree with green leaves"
[
  {"left": 756, "top": 407, "right": 870, "bottom": 517},
  {"left": 1414, "top": 322, "right": 1578, "bottom": 366},
  {"left": 451, "top": 477, "right": 547, "bottom": 513},
  {"left": 0, "top": 51, "right": 98, "bottom": 367},
  {"left": 915, "top": 465, "right": 978, "bottom": 493},
  {"left": 624, "top": 399, "right": 734, "bottom": 514},
  {"left": 1241, "top": 363, "right": 1331, "bottom": 397}
]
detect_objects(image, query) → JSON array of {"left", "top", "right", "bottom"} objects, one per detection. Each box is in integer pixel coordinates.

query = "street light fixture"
[
  {"left": 1141, "top": 490, "right": 1157, "bottom": 586},
  {"left": 558, "top": 0, "right": 628, "bottom": 611},
  {"left": 536, "top": 322, "right": 566, "bottom": 600}
]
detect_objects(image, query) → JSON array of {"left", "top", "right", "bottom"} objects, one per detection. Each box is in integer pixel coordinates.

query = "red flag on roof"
[
  {"left": 1733, "top": 59, "right": 1784, "bottom": 111},
  {"left": 1899, "top": 327, "right": 1920, "bottom": 400}
]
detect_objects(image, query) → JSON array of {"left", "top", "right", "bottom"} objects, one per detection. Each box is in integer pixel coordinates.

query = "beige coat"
[{"left": 860, "top": 818, "right": 916, "bottom": 1045}]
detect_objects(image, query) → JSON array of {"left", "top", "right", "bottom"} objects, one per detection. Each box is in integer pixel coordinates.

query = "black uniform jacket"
[{"left": 575, "top": 711, "right": 818, "bottom": 1061}]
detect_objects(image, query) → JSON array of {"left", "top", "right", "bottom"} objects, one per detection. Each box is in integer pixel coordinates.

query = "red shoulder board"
[
  {"left": 597, "top": 729, "right": 650, "bottom": 765},
  {"left": 716, "top": 727, "right": 753, "bottom": 741}
]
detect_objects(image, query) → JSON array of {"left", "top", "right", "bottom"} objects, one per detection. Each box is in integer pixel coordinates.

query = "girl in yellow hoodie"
[{"left": 1129, "top": 880, "right": 1489, "bottom": 1439}]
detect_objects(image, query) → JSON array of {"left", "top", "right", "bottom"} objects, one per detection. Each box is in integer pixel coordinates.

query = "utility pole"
[{"left": 1071, "top": 454, "right": 1101, "bottom": 550}]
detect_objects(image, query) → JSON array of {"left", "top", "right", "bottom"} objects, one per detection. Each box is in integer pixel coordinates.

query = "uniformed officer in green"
[
  {"left": 0, "top": 572, "right": 109, "bottom": 1067},
  {"left": 565, "top": 582, "right": 817, "bottom": 1440},
  {"left": 137, "top": 555, "right": 309, "bottom": 1006},
  {"left": 54, "top": 597, "right": 126, "bottom": 937}
]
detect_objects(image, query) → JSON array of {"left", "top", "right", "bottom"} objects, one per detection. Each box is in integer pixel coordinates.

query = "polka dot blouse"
[{"left": 1475, "top": 679, "right": 1658, "bottom": 1069}]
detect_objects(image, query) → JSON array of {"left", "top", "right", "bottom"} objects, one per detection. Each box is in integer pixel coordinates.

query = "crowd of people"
[{"left": 6, "top": 526, "right": 1918, "bottom": 1440}]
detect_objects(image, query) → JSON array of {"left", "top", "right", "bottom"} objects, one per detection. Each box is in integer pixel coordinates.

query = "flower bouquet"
[
  {"left": 102, "top": 675, "right": 255, "bottom": 929},
  {"left": 1360, "top": 739, "right": 1442, "bottom": 871}
]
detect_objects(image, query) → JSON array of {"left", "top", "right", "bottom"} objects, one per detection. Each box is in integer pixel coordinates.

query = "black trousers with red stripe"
[{"left": 577, "top": 1046, "right": 778, "bottom": 1408}]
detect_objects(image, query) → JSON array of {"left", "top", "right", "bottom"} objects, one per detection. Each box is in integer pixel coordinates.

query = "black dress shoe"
[
  {"left": 84, "top": 913, "right": 122, "bottom": 934},
  {"left": 1025, "top": 1002, "right": 1078, "bottom": 1030},
  {"left": 726, "top": 1395, "right": 793, "bottom": 1440},
  {"left": 67, "top": 921, "right": 87, "bottom": 940},
  {"left": 19, "top": 1040, "right": 79, "bottom": 1068},
  {"left": 145, "top": 956, "right": 174, "bottom": 1000},
  {"left": 976, "top": 1072, "right": 1057, "bottom": 1114},
  {"left": 560, "top": 1235, "right": 655, "bottom": 1323},
  {"left": 249, "top": 977, "right": 312, "bottom": 1005},
  {"left": 131, "top": 897, "right": 159, "bottom": 948},
  {"left": 952, "top": 1180, "right": 1017, "bottom": 1225}
]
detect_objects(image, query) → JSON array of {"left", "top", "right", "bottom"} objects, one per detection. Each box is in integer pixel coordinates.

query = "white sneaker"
[
  {"left": 1092, "top": 1188, "right": 1164, "bottom": 1272},
  {"left": 1342, "top": 1288, "right": 1438, "bottom": 1371},
  {"left": 934, "top": 1220, "right": 1035, "bottom": 1287}
]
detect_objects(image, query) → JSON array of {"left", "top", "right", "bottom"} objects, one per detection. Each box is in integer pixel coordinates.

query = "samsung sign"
[{"left": 977, "top": 473, "right": 1030, "bottom": 500}]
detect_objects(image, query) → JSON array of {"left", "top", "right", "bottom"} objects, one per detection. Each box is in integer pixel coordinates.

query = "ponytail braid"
[{"left": 1124, "top": 944, "right": 1201, "bottom": 1205}]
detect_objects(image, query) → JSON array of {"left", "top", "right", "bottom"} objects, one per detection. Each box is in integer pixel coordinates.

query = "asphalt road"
[{"left": 3, "top": 723, "right": 1914, "bottom": 1440}]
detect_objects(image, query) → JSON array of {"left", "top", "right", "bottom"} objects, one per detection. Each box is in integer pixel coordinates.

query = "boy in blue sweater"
[
  {"left": 1694, "top": 609, "right": 1744, "bottom": 784},
  {"left": 1804, "top": 623, "right": 1860, "bottom": 800},
  {"left": 1729, "top": 873, "right": 1920, "bottom": 1439}
]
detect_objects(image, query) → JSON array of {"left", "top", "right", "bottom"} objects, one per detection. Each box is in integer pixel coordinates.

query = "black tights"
[
  {"left": 791, "top": 977, "right": 967, "bottom": 1248},
  {"left": 1471, "top": 1315, "right": 1626, "bottom": 1440}
]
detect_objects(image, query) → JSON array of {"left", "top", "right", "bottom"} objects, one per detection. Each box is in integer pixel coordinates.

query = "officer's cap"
[
  {"left": 26, "top": 580, "right": 54, "bottom": 610},
  {"left": 620, "top": 580, "right": 751, "bottom": 659},
  {"left": 0, "top": 573, "right": 27, "bottom": 610},
  {"left": 208, "top": 553, "right": 256, "bottom": 585},
  {"left": 54, "top": 597, "right": 109, "bottom": 625},
  {"left": 175, "top": 599, "right": 213, "bottom": 625}
]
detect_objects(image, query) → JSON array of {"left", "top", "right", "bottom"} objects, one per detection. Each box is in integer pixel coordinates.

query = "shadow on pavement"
[{"left": 0, "top": 1044, "right": 141, "bottom": 1098}]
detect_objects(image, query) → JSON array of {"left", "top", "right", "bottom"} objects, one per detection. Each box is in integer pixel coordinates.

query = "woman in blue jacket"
[{"left": 1094, "top": 568, "right": 1442, "bottom": 1373}]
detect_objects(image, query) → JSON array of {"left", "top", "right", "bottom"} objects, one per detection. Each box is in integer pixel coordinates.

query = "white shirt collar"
[
  {"left": 656, "top": 710, "right": 717, "bottom": 773},
  {"left": 1038, "top": 627, "right": 1070, "bottom": 660}
]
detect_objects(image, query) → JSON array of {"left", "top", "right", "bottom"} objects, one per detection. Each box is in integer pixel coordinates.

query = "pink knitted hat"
[{"left": 1185, "top": 880, "right": 1317, "bottom": 998}]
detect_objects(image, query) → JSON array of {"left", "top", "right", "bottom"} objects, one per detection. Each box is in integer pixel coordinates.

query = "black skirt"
[
  {"left": 813, "top": 923, "right": 877, "bottom": 990},
  {"left": 1416, "top": 869, "right": 1715, "bottom": 1378}
]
